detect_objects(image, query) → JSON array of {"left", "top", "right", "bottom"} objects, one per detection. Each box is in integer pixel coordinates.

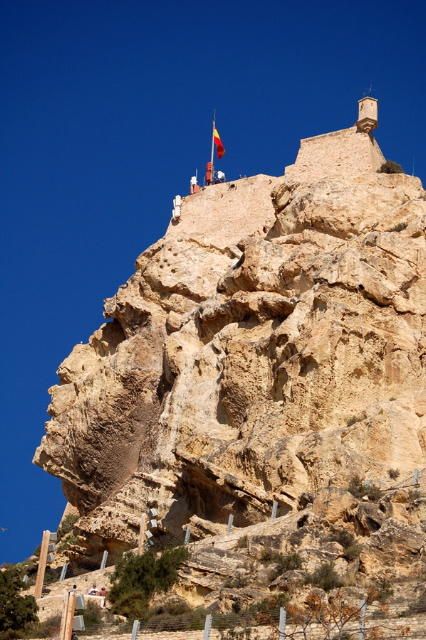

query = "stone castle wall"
[{"left": 285, "top": 126, "right": 385, "bottom": 182}]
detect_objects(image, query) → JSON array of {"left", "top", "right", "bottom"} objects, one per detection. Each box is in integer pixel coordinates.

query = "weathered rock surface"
[{"left": 34, "top": 123, "right": 425, "bottom": 579}]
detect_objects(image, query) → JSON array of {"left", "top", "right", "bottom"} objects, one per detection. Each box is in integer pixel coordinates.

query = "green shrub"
[
  {"left": 371, "top": 578, "right": 394, "bottom": 603},
  {"left": 388, "top": 468, "right": 400, "bottom": 480},
  {"left": 260, "top": 549, "right": 302, "bottom": 573},
  {"left": 0, "top": 567, "right": 38, "bottom": 639},
  {"left": 57, "top": 514, "right": 79, "bottom": 540},
  {"left": 246, "top": 594, "right": 289, "bottom": 625},
  {"left": 57, "top": 532, "right": 79, "bottom": 552},
  {"left": 143, "top": 603, "right": 208, "bottom": 632},
  {"left": 236, "top": 536, "right": 248, "bottom": 549},
  {"left": 327, "top": 529, "right": 362, "bottom": 561},
  {"left": 409, "top": 489, "right": 421, "bottom": 502},
  {"left": 22, "top": 614, "right": 61, "bottom": 639},
  {"left": 348, "top": 475, "right": 382, "bottom": 502},
  {"left": 306, "top": 562, "right": 342, "bottom": 592},
  {"left": 328, "top": 529, "right": 354, "bottom": 549},
  {"left": 343, "top": 544, "right": 362, "bottom": 560},
  {"left": 277, "top": 553, "right": 303, "bottom": 572},
  {"left": 78, "top": 600, "right": 102, "bottom": 632},
  {"left": 109, "top": 547, "right": 188, "bottom": 619},
  {"left": 378, "top": 160, "right": 404, "bottom": 174}
]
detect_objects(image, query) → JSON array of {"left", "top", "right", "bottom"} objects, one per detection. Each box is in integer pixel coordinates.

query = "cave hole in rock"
[
  {"left": 297, "top": 514, "right": 309, "bottom": 529},
  {"left": 163, "top": 466, "right": 258, "bottom": 535},
  {"left": 299, "top": 355, "right": 319, "bottom": 377}
]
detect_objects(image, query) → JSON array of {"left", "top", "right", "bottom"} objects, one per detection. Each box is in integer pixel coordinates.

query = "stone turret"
[{"left": 357, "top": 96, "right": 378, "bottom": 133}]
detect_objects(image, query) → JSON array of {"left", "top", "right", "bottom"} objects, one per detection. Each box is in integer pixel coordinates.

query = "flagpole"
[{"left": 210, "top": 110, "right": 216, "bottom": 184}]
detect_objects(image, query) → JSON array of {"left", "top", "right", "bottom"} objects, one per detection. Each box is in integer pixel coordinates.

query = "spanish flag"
[{"left": 213, "top": 127, "right": 225, "bottom": 158}]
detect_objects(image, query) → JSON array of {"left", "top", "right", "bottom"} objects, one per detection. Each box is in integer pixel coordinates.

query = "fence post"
[
  {"left": 184, "top": 525, "right": 191, "bottom": 545},
  {"left": 359, "top": 598, "right": 367, "bottom": 640},
  {"left": 279, "top": 607, "right": 286, "bottom": 639},
  {"left": 203, "top": 613, "right": 212, "bottom": 640},
  {"left": 227, "top": 514, "right": 234, "bottom": 534},
  {"left": 271, "top": 500, "right": 278, "bottom": 520},
  {"left": 100, "top": 550, "right": 108, "bottom": 570},
  {"left": 34, "top": 530, "right": 51, "bottom": 598},
  {"left": 59, "top": 563, "right": 68, "bottom": 582},
  {"left": 63, "top": 590, "right": 76, "bottom": 640},
  {"left": 131, "top": 619, "right": 140, "bottom": 640},
  {"left": 138, "top": 514, "right": 147, "bottom": 555}
]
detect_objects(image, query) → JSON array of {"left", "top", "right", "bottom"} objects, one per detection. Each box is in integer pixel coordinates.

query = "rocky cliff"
[{"left": 33, "top": 122, "right": 426, "bottom": 578}]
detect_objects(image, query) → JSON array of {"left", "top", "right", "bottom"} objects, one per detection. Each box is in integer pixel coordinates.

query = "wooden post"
[
  {"left": 138, "top": 514, "right": 147, "bottom": 555},
  {"left": 59, "top": 592, "right": 69, "bottom": 640},
  {"left": 34, "top": 530, "right": 50, "bottom": 598},
  {"left": 63, "top": 591, "right": 76, "bottom": 640}
]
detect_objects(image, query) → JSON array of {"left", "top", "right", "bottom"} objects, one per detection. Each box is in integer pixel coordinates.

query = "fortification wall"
[
  {"left": 166, "top": 174, "right": 280, "bottom": 251},
  {"left": 285, "top": 126, "right": 385, "bottom": 182}
]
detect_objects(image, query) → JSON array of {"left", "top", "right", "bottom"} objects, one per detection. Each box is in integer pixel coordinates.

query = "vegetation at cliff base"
[
  {"left": 109, "top": 546, "right": 188, "bottom": 619},
  {"left": 0, "top": 567, "right": 37, "bottom": 639}
]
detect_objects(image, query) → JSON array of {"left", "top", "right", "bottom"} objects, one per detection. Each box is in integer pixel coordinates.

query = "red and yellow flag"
[{"left": 213, "top": 127, "right": 225, "bottom": 158}]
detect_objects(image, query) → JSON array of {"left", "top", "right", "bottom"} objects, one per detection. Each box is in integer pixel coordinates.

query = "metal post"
[
  {"left": 34, "top": 530, "right": 51, "bottom": 598},
  {"left": 271, "top": 500, "right": 278, "bottom": 520},
  {"left": 100, "top": 550, "right": 108, "bottom": 570},
  {"left": 59, "top": 563, "right": 68, "bottom": 582},
  {"left": 359, "top": 599, "right": 367, "bottom": 640},
  {"left": 227, "top": 514, "right": 234, "bottom": 535},
  {"left": 138, "top": 514, "right": 147, "bottom": 555},
  {"left": 184, "top": 525, "right": 191, "bottom": 545},
  {"left": 279, "top": 607, "right": 286, "bottom": 639},
  {"left": 203, "top": 613, "right": 212, "bottom": 640},
  {"left": 131, "top": 619, "right": 140, "bottom": 640},
  {"left": 413, "top": 468, "right": 420, "bottom": 486},
  {"left": 210, "top": 112, "right": 216, "bottom": 184}
]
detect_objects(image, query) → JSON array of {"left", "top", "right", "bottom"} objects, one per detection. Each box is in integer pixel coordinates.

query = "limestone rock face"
[{"left": 34, "top": 142, "right": 426, "bottom": 563}]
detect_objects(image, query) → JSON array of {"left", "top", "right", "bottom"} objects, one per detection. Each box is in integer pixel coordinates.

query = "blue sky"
[{"left": 1, "top": 0, "right": 425, "bottom": 563}]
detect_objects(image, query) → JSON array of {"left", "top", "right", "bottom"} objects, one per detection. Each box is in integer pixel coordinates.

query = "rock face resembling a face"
[{"left": 34, "top": 168, "right": 426, "bottom": 560}]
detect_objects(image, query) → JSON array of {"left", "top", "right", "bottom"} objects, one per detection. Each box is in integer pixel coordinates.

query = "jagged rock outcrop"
[{"left": 34, "top": 123, "right": 425, "bottom": 573}]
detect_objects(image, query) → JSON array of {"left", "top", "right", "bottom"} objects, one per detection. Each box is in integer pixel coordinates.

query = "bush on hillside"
[
  {"left": 305, "top": 562, "right": 342, "bottom": 592},
  {"left": 326, "top": 529, "right": 362, "bottom": 561},
  {"left": 109, "top": 547, "right": 188, "bottom": 619},
  {"left": 0, "top": 567, "right": 38, "bottom": 639},
  {"left": 378, "top": 160, "right": 404, "bottom": 174},
  {"left": 348, "top": 475, "right": 382, "bottom": 502},
  {"left": 57, "top": 514, "right": 79, "bottom": 540},
  {"left": 388, "top": 468, "right": 400, "bottom": 480},
  {"left": 22, "top": 614, "right": 61, "bottom": 639}
]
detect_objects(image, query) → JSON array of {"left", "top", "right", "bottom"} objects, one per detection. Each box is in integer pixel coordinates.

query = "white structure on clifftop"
[{"left": 285, "top": 97, "right": 384, "bottom": 183}]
